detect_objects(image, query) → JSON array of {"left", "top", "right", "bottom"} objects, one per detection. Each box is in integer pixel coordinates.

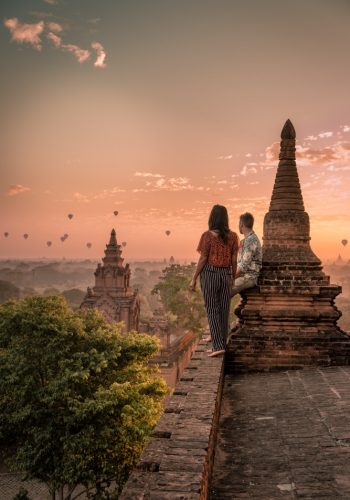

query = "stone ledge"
[{"left": 119, "top": 339, "right": 224, "bottom": 499}]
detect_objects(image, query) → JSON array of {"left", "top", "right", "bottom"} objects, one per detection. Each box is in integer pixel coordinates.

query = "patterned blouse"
[{"left": 196, "top": 230, "right": 240, "bottom": 267}]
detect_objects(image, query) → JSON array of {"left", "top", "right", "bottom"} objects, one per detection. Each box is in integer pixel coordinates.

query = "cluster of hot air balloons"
[
  {"left": 2, "top": 209, "right": 174, "bottom": 255},
  {"left": 60, "top": 233, "right": 69, "bottom": 242}
]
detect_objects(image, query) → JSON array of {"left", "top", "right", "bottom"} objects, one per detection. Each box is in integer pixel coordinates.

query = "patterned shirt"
[
  {"left": 237, "top": 231, "right": 262, "bottom": 278},
  {"left": 197, "top": 230, "right": 239, "bottom": 267}
]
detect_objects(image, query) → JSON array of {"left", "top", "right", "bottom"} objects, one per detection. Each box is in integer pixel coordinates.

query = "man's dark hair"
[
  {"left": 239, "top": 212, "right": 254, "bottom": 229},
  {"left": 208, "top": 205, "right": 230, "bottom": 244}
]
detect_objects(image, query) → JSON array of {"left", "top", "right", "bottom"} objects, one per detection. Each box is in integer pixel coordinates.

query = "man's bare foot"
[{"left": 203, "top": 335, "right": 212, "bottom": 342}]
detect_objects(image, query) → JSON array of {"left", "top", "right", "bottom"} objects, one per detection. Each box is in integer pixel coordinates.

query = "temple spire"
[
  {"left": 109, "top": 228, "right": 117, "bottom": 246},
  {"left": 269, "top": 119, "right": 304, "bottom": 211}
]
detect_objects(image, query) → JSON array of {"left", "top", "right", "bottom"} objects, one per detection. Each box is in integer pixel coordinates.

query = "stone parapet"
[{"left": 119, "top": 339, "right": 224, "bottom": 499}]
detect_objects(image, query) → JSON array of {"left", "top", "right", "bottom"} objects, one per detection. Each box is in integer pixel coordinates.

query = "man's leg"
[
  {"left": 231, "top": 275, "right": 257, "bottom": 297},
  {"left": 229, "top": 275, "right": 257, "bottom": 336}
]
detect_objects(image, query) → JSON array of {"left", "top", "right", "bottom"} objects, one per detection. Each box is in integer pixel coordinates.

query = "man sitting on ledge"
[{"left": 231, "top": 212, "right": 262, "bottom": 297}]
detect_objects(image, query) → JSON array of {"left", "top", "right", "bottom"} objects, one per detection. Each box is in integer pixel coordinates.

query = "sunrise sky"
[{"left": 1, "top": 0, "right": 350, "bottom": 261}]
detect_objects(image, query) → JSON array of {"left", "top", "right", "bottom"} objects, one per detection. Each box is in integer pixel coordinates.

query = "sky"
[{"left": 1, "top": 0, "right": 350, "bottom": 261}]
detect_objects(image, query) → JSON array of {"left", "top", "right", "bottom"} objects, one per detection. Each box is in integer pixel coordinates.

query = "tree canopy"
[
  {"left": 152, "top": 263, "right": 207, "bottom": 332},
  {"left": 0, "top": 295, "right": 167, "bottom": 499}
]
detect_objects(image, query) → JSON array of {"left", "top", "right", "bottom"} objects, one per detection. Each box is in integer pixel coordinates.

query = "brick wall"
[{"left": 119, "top": 339, "right": 224, "bottom": 499}]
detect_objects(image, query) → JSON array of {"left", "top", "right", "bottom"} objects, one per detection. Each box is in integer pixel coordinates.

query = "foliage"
[
  {"left": 13, "top": 488, "right": 31, "bottom": 500},
  {"left": 0, "top": 295, "right": 167, "bottom": 499},
  {"left": 61, "top": 288, "right": 86, "bottom": 309},
  {"left": 152, "top": 264, "right": 206, "bottom": 332},
  {"left": 0, "top": 279, "right": 20, "bottom": 303}
]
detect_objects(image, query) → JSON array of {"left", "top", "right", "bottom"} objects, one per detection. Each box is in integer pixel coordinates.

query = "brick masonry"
[
  {"left": 210, "top": 366, "right": 350, "bottom": 499},
  {"left": 226, "top": 120, "right": 350, "bottom": 372},
  {"left": 119, "top": 339, "right": 224, "bottom": 499}
]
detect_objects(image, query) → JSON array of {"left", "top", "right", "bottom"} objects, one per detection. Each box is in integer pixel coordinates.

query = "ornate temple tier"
[
  {"left": 226, "top": 120, "right": 350, "bottom": 372},
  {"left": 80, "top": 229, "right": 140, "bottom": 332}
]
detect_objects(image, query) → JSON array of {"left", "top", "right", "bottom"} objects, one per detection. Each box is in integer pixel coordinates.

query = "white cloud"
[
  {"left": 47, "top": 22, "right": 62, "bottom": 33},
  {"left": 240, "top": 164, "right": 258, "bottom": 176},
  {"left": 134, "top": 172, "right": 164, "bottom": 178},
  {"left": 47, "top": 31, "right": 61, "bottom": 48},
  {"left": 61, "top": 43, "right": 90, "bottom": 63},
  {"left": 4, "top": 18, "right": 44, "bottom": 50},
  {"left": 318, "top": 131, "right": 333, "bottom": 139},
  {"left": 91, "top": 41, "right": 107, "bottom": 68},
  {"left": 7, "top": 184, "right": 31, "bottom": 196},
  {"left": 245, "top": 153, "right": 252, "bottom": 157},
  {"left": 217, "top": 154, "right": 233, "bottom": 160},
  {"left": 305, "top": 135, "right": 318, "bottom": 141},
  {"left": 43, "top": 0, "right": 58, "bottom": 5},
  {"left": 326, "top": 165, "right": 350, "bottom": 172},
  {"left": 343, "top": 125, "right": 350, "bottom": 133},
  {"left": 323, "top": 176, "right": 342, "bottom": 187},
  {"left": 73, "top": 192, "right": 90, "bottom": 203}
]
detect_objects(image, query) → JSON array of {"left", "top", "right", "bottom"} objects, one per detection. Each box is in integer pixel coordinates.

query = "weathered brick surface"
[
  {"left": 210, "top": 366, "right": 350, "bottom": 499},
  {"left": 119, "top": 340, "right": 224, "bottom": 499}
]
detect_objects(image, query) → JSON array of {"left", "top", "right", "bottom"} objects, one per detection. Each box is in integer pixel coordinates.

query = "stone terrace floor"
[{"left": 210, "top": 366, "right": 350, "bottom": 499}]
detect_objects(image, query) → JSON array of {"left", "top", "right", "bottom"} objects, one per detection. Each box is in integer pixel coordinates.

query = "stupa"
[
  {"left": 227, "top": 119, "right": 350, "bottom": 372},
  {"left": 80, "top": 229, "right": 140, "bottom": 332}
]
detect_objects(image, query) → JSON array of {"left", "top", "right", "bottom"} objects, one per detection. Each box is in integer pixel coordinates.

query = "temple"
[
  {"left": 80, "top": 229, "right": 140, "bottom": 332},
  {"left": 227, "top": 119, "right": 350, "bottom": 371}
]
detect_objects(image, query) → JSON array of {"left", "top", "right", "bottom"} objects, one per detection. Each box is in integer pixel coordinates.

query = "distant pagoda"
[
  {"left": 227, "top": 119, "right": 350, "bottom": 372},
  {"left": 80, "top": 229, "right": 140, "bottom": 332}
]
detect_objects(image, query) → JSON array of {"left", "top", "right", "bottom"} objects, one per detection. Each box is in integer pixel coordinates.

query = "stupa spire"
[
  {"left": 109, "top": 228, "right": 117, "bottom": 246},
  {"left": 269, "top": 119, "right": 304, "bottom": 211}
]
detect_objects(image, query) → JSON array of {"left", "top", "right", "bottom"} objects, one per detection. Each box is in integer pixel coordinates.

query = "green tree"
[
  {"left": 0, "top": 279, "right": 20, "bottom": 303},
  {"left": 0, "top": 295, "right": 167, "bottom": 499},
  {"left": 152, "top": 264, "right": 206, "bottom": 332}
]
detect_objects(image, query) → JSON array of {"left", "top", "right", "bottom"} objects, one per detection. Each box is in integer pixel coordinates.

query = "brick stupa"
[
  {"left": 227, "top": 119, "right": 350, "bottom": 372},
  {"left": 80, "top": 229, "right": 140, "bottom": 332}
]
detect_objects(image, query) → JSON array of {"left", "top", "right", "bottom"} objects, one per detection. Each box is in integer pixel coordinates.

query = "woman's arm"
[{"left": 190, "top": 254, "right": 207, "bottom": 291}]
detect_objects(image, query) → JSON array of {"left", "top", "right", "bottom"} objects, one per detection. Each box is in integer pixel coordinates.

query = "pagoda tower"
[
  {"left": 80, "top": 229, "right": 140, "bottom": 332},
  {"left": 227, "top": 119, "right": 350, "bottom": 372}
]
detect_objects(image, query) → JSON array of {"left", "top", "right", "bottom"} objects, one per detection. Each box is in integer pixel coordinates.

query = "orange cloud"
[
  {"left": 61, "top": 43, "right": 90, "bottom": 63},
  {"left": 47, "top": 22, "right": 63, "bottom": 33},
  {"left": 47, "top": 31, "right": 61, "bottom": 48},
  {"left": 91, "top": 42, "right": 107, "bottom": 68},
  {"left": 4, "top": 18, "right": 44, "bottom": 50},
  {"left": 7, "top": 184, "right": 31, "bottom": 196}
]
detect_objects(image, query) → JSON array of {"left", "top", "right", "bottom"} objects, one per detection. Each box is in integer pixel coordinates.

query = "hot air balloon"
[
  {"left": 4, "top": 232, "right": 9, "bottom": 237},
  {"left": 113, "top": 211, "right": 119, "bottom": 216},
  {"left": 64, "top": 233, "right": 69, "bottom": 239},
  {"left": 68, "top": 213, "right": 74, "bottom": 220},
  {"left": 122, "top": 241, "right": 127, "bottom": 247},
  {"left": 341, "top": 239, "right": 348, "bottom": 247},
  {"left": 86, "top": 242, "right": 92, "bottom": 248},
  {"left": 60, "top": 236, "right": 65, "bottom": 242},
  {"left": 23, "top": 233, "right": 29, "bottom": 240},
  {"left": 165, "top": 230, "right": 171, "bottom": 236},
  {"left": 47, "top": 241, "right": 52, "bottom": 247}
]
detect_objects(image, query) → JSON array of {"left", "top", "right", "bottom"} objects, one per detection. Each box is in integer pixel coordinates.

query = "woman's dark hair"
[{"left": 208, "top": 205, "right": 230, "bottom": 244}]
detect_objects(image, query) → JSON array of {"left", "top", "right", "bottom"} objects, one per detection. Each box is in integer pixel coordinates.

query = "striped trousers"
[{"left": 200, "top": 264, "right": 232, "bottom": 351}]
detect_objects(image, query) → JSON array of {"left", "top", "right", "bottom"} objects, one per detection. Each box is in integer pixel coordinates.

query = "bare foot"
[
  {"left": 203, "top": 335, "right": 212, "bottom": 342},
  {"left": 208, "top": 350, "right": 225, "bottom": 357}
]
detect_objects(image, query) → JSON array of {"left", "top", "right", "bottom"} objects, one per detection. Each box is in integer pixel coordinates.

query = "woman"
[{"left": 190, "top": 205, "right": 239, "bottom": 357}]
